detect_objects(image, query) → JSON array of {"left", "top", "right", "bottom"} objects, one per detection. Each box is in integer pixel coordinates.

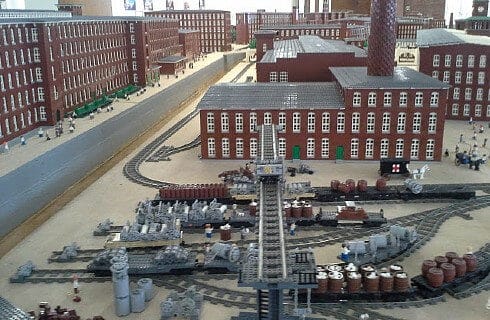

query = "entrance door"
[
  {"left": 336, "top": 146, "right": 344, "bottom": 160},
  {"left": 292, "top": 145, "right": 300, "bottom": 160},
  {"left": 56, "top": 109, "right": 61, "bottom": 122}
]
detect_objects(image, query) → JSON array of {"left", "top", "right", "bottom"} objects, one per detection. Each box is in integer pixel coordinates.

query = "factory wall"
[{"left": 0, "top": 51, "right": 245, "bottom": 238}]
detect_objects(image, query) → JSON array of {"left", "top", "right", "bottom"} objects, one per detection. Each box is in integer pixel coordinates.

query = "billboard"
[
  {"left": 144, "top": 0, "right": 153, "bottom": 10},
  {"left": 124, "top": 0, "right": 136, "bottom": 10}
]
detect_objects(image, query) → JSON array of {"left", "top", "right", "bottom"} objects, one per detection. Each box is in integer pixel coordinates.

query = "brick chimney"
[
  {"left": 449, "top": 12, "right": 454, "bottom": 29},
  {"left": 315, "top": 0, "right": 320, "bottom": 13},
  {"left": 367, "top": 0, "right": 396, "bottom": 77},
  {"left": 304, "top": 0, "right": 310, "bottom": 14}
]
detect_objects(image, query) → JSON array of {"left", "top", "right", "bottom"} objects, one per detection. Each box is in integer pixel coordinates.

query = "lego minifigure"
[
  {"left": 204, "top": 223, "right": 213, "bottom": 240},
  {"left": 340, "top": 244, "right": 350, "bottom": 262},
  {"left": 289, "top": 223, "right": 296, "bottom": 236}
]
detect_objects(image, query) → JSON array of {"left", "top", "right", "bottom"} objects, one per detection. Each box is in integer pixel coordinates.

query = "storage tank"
[
  {"left": 364, "top": 272, "right": 380, "bottom": 293},
  {"left": 110, "top": 261, "right": 131, "bottom": 316},
  {"left": 462, "top": 254, "right": 477, "bottom": 272},
  {"left": 314, "top": 272, "right": 328, "bottom": 294},
  {"left": 328, "top": 271, "right": 343, "bottom": 293},
  {"left": 346, "top": 272, "right": 362, "bottom": 293},
  {"left": 137, "top": 278, "right": 154, "bottom": 302},
  {"left": 345, "top": 179, "right": 355, "bottom": 192},
  {"left": 379, "top": 272, "right": 394, "bottom": 292},
  {"left": 452, "top": 258, "right": 467, "bottom": 277},
  {"left": 284, "top": 202, "right": 292, "bottom": 218},
  {"left": 302, "top": 203, "right": 313, "bottom": 218},
  {"left": 130, "top": 289, "right": 145, "bottom": 313},
  {"left": 393, "top": 272, "right": 410, "bottom": 292},
  {"left": 375, "top": 178, "right": 387, "bottom": 191}
]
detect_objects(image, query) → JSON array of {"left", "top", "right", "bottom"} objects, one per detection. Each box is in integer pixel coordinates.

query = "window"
[
  {"left": 468, "top": 55, "right": 475, "bottom": 68},
  {"left": 207, "top": 113, "right": 214, "bottom": 132},
  {"left": 465, "top": 88, "right": 472, "bottom": 100},
  {"left": 444, "top": 54, "right": 451, "bottom": 67},
  {"left": 207, "top": 138, "right": 216, "bottom": 157},
  {"left": 353, "top": 92, "right": 361, "bottom": 106},
  {"left": 307, "top": 113, "right": 315, "bottom": 132},
  {"left": 426, "top": 140, "right": 435, "bottom": 160},
  {"left": 37, "top": 88, "right": 44, "bottom": 101},
  {"left": 487, "top": 105, "right": 490, "bottom": 117},
  {"left": 337, "top": 112, "right": 345, "bottom": 132},
  {"left": 464, "top": 104, "right": 470, "bottom": 116},
  {"left": 399, "top": 92, "right": 407, "bottom": 106},
  {"left": 479, "top": 55, "right": 486, "bottom": 68},
  {"left": 368, "top": 92, "right": 376, "bottom": 106},
  {"left": 478, "top": 72, "right": 485, "bottom": 85},
  {"left": 321, "top": 138, "right": 329, "bottom": 158},
  {"left": 350, "top": 139, "right": 359, "bottom": 158},
  {"left": 475, "top": 105, "right": 482, "bottom": 117},
  {"left": 432, "top": 54, "right": 440, "bottom": 67},
  {"left": 279, "top": 71, "right": 288, "bottom": 82},
  {"left": 278, "top": 112, "right": 286, "bottom": 131},
  {"left": 292, "top": 112, "right": 301, "bottom": 132},
  {"left": 477, "top": 88, "right": 483, "bottom": 101},
  {"left": 428, "top": 113, "right": 437, "bottom": 133},
  {"left": 35, "top": 68, "right": 42, "bottom": 82},
  {"left": 432, "top": 70, "right": 439, "bottom": 79},
  {"left": 264, "top": 112, "right": 272, "bottom": 125},
  {"left": 456, "top": 54, "right": 463, "bottom": 67},
  {"left": 382, "top": 113, "right": 390, "bottom": 133},
  {"left": 410, "top": 139, "right": 420, "bottom": 160},
  {"left": 395, "top": 139, "right": 404, "bottom": 158},
  {"left": 452, "top": 104, "right": 459, "bottom": 116},
  {"left": 321, "top": 112, "right": 330, "bottom": 132},
  {"left": 453, "top": 88, "right": 460, "bottom": 100},
  {"left": 269, "top": 72, "right": 277, "bottom": 82},
  {"left": 430, "top": 92, "right": 439, "bottom": 107},
  {"left": 250, "top": 112, "right": 257, "bottom": 132},
  {"left": 383, "top": 92, "right": 392, "bottom": 107},
  {"left": 221, "top": 113, "right": 229, "bottom": 132},
  {"left": 365, "top": 139, "right": 374, "bottom": 159},
  {"left": 39, "top": 106, "right": 46, "bottom": 120},
  {"left": 367, "top": 112, "right": 375, "bottom": 133},
  {"left": 250, "top": 138, "right": 257, "bottom": 157},
  {"left": 262, "top": 43, "right": 267, "bottom": 52},
  {"left": 131, "top": 48, "right": 136, "bottom": 58},
  {"left": 455, "top": 71, "right": 462, "bottom": 84},
  {"left": 415, "top": 92, "right": 423, "bottom": 106},
  {"left": 278, "top": 138, "right": 286, "bottom": 157},
  {"left": 380, "top": 139, "right": 389, "bottom": 158},
  {"left": 351, "top": 112, "right": 360, "bottom": 132},
  {"left": 33, "top": 47, "right": 40, "bottom": 62},
  {"left": 466, "top": 72, "right": 473, "bottom": 84},
  {"left": 307, "top": 138, "right": 315, "bottom": 158},
  {"left": 222, "top": 138, "right": 230, "bottom": 158},
  {"left": 31, "top": 28, "right": 38, "bottom": 42},
  {"left": 443, "top": 71, "right": 450, "bottom": 83},
  {"left": 397, "top": 113, "right": 406, "bottom": 133},
  {"left": 234, "top": 113, "right": 243, "bottom": 132},
  {"left": 236, "top": 138, "right": 244, "bottom": 158}
]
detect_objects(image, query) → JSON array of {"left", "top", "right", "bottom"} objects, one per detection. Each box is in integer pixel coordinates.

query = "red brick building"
[
  {"left": 417, "top": 28, "right": 490, "bottom": 121},
  {"left": 455, "top": 0, "right": 490, "bottom": 37},
  {"left": 179, "top": 29, "right": 200, "bottom": 60},
  {"left": 255, "top": 35, "right": 367, "bottom": 82},
  {"left": 0, "top": 16, "right": 180, "bottom": 144},
  {"left": 397, "top": 17, "right": 446, "bottom": 40},
  {"left": 145, "top": 10, "right": 232, "bottom": 53}
]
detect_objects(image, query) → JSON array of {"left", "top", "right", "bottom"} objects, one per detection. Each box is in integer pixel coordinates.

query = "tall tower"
[
  {"left": 472, "top": 0, "right": 489, "bottom": 16},
  {"left": 323, "top": 0, "right": 329, "bottom": 13},
  {"left": 367, "top": 0, "right": 397, "bottom": 77},
  {"left": 199, "top": 0, "right": 205, "bottom": 10},
  {"left": 166, "top": 0, "right": 174, "bottom": 10},
  {"left": 304, "top": 0, "right": 310, "bottom": 14},
  {"left": 315, "top": 0, "right": 320, "bottom": 12}
]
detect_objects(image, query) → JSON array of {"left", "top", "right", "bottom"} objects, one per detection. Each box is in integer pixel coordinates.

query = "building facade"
[
  {"left": 145, "top": 10, "right": 232, "bottom": 53},
  {"left": 418, "top": 29, "right": 490, "bottom": 121},
  {"left": 179, "top": 29, "right": 200, "bottom": 60},
  {"left": 397, "top": 0, "right": 446, "bottom": 20},
  {"left": 0, "top": 16, "right": 180, "bottom": 144},
  {"left": 56, "top": 0, "right": 113, "bottom": 16},
  {"left": 455, "top": 0, "right": 490, "bottom": 37}
]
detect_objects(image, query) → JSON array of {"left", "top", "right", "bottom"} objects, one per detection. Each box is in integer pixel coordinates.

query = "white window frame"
[
  {"left": 451, "top": 104, "right": 459, "bottom": 116},
  {"left": 468, "top": 55, "right": 475, "bottom": 68},
  {"left": 463, "top": 104, "right": 470, "bottom": 116},
  {"left": 382, "top": 113, "right": 390, "bottom": 133},
  {"left": 476, "top": 88, "right": 483, "bottom": 101},
  {"left": 415, "top": 92, "right": 423, "bottom": 106},
  {"left": 235, "top": 113, "right": 243, "bottom": 133},
  {"left": 236, "top": 138, "right": 244, "bottom": 158},
  {"left": 395, "top": 139, "right": 404, "bottom": 158},
  {"left": 478, "top": 72, "right": 485, "bottom": 85},
  {"left": 365, "top": 139, "right": 374, "bottom": 159},
  {"left": 264, "top": 112, "right": 272, "bottom": 125},
  {"left": 307, "top": 138, "right": 315, "bottom": 158},
  {"left": 383, "top": 92, "right": 392, "bottom": 107},
  {"left": 410, "top": 139, "right": 420, "bottom": 160},
  {"left": 250, "top": 112, "right": 257, "bottom": 132},
  {"left": 350, "top": 138, "right": 359, "bottom": 158},
  {"left": 368, "top": 92, "right": 376, "bottom": 107},
  {"left": 399, "top": 92, "right": 407, "bottom": 107},
  {"left": 479, "top": 55, "right": 486, "bottom": 68},
  {"left": 337, "top": 112, "right": 345, "bottom": 132},
  {"left": 456, "top": 54, "right": 463, "bottom": 67},
  {"left": 353, "top": 92, "right": 361, "bottom": 106},
  {"left": 455, "top": 71, "right": 462, "bottom": 84},
  {"left": 307, "top": 112, "right": 315, "bottom": 133},
  {"left": 426, "top": 140, "right": 435, "bottom": 160},
  {"left": 207, "top": 138, "right": 216, "bottom": 157},
  {"left": 397, "top": 113, "right": 406, "bottom": 133},
  {"left": 278, "top": 112, "right": 286, "bottom": 132},
  {"left": 278, "top": 138, "right": 286, "bottom": 157},
  {"left": 428, "top": 113, "right": 437, "bottom": 133},
  {"left": 430, "top": 92, "right": 439, "bottom": 107},
  {"left": 432, "top": 54, "right": 440, "bottom": 67},
  {"left": 465, "top": 88, "right": 472, "bottom": 100},
  {"left": 221, "top": 138, "right": 230, "bottom": 158},
  {"left": 453, "top": 88, "right": 460, "bottom": 100},
  {"left": 475, "top": 105, "right": 482, "bottom": 117},
  {"left": 207, "top": 113, "right": 214, "bottom": 132},
  {"left": 466, "top": 71, "right": 473, "bottom": 84},
  {"left": 366, "top": 112, "right": 375, "bottom": 133},
  {"left": 250, "top": 138, "right": 257, "bottom": 157},
  {"left": 321, "top": 112, "right": 330, "bottom": 132},
  {"left": 351, "top": 112, "right": 360, "bottom": 133},
  {"left": 279, "top": 71, "right": 288, "bottom": 82},
  {"left": 444, "top": 54, "right": 451, "bottom": 67},
  {"left": 321, "top": 138, "right": 329, "bottom": 158},
  {"left": 443, "top": 71, "right": 450, "bottom": 83},
  {"left": 269, "top": 72, "right": 277, "bottom": 82},
  {"left": 292, "top": 112, "right": 301, "bottom": 133}
]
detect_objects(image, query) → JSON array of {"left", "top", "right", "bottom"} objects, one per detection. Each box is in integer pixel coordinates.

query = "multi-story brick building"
[
  {"left": 179, "top": 29, "right": 200, "bottom": 60},
  {"left": 0, "top": 9, "right": 72, "bottom": 18},
  {"left": 56, "top": 0, "right": 112, "bottom": 16},
  {"left": 0, "top": 16, "right": 180, "bottom": 144},
  {"left": 455, "top": 0, "right": 490, "bottom": 37},
  {"left": 397, "top": 0, "right": 446, "bottom": 20},
  {"left": 418, "top": 28, "right": 490, "bottom": 121},
  {"left": 331, "top": 0, "right": 371, "bottom": 15},
  {"left": 145, "top": 10, "right": 232, "bottom": 53},
  {"left": 396, "top": 17, "right": 446, "bottom": 40}
]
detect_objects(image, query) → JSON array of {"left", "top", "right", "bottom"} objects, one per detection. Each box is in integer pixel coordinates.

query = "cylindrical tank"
[
  {"left": 434, "top": 255, "right": 448, "bottom": 267},
  {"left": 249, "top": 201, "right": 257, "bottom": 216},
  {"left": 344, "top": 263, "right": 358, "bottom": 275},
  {"left": 330, "top": 180, "right": 340, "bottom": 191},
  {"left": 426, "top": 267, "right": 444, "bottom": 288},
  {"left": 291, "top": 203, "right": 302, "bottom": 218},
  {"left": 345, "top": 179, "right": 355, "bottom": 192},
  {"left": 445, "top": 252, "right": 459, "bottom": 263},
  {"left": 440, "top": 263, "right": 456, "bottom": 283},
  {"left": 110, "top": 262, "right": 131, "bottom": 317},
  {"left": 376, "top": 178, "right": 387, "bottom": 191},
  {"left": 302, "top": 203, "right": 313, "bottom": 218},
  {"left": 389, "top": 264, "right": 403, "bottom": 274},
  {"left": 364, "top": 272, "right": 380, "bottom": 293},
  {"left": 462, "top": 254, "right": 477, "bottom": 272},
  {"left": 137, "top": 278, "right": 154, "bottom": 302},
  {"left": 130, "top": 289, "right": 145, "bottom": 313},
  {"left": 220, "top": 227, "right": 232, "bottom": 241},
  {"left": 360, "top": 264, "right": 376, "bottom": 277},
  {"left": 379, "top": 272, "right": 394, "bottom": 292},
  {"left": 284, "top": 202, "right": 292, "bottom": 218},
  {"left": 452, "top": 258, "right": 467, "bottom": 277},
  {"left": 337, "top": 183, "right": 350, "bottom": 194},
  {"left": 346, "top": 272, "right": 362, "bottom": 293},
  {"left": 314, "top": 272, "right": 328, "bottom": 294},
  {"left": 422, "top": 260, "right": 437, "bottom": 277},
  {"left": 393, "top": 272, "right": 410, "bottom": 292},
  {"left": 328, "top": 271, "right": 343, "bottom": 293},
  {"left": 357, "top": 180, "right": 368, "bottom": 192}
]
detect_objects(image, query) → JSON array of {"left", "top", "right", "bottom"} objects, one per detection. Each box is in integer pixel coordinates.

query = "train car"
[{"left": 316, "top": 201, "right": 387, "bottom": 227}]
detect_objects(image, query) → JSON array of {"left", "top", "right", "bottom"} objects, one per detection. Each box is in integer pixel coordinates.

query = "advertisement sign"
[
  {"left": 144, "top": 0, "right": 153, "bottom": 10},
  {"left": 124, "top": 0, "right": 136, "bottom": 10}
]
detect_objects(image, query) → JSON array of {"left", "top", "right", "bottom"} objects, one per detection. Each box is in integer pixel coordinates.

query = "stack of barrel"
[
  {"left": 159, "top": 183, "right": 228, "bottom": 200},
  {"left": 283, "top": 200, "right": 313, "bottom": 219},
  {"left": 220, "top": 224, "right": 232, "bottom": 241},
  {"left": 331, "top": 179, "right": 368, "bottom": 194},
  {"left": 421, "top": 251, "right": 477, "bottom": 288}
]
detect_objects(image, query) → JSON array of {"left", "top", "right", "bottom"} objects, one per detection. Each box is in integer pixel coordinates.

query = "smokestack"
[
  {"left": 322, "top": 0, "right": 329, "bottom": 13},
  {"left": 199, "top": 0, "right": 205, "bottom": 10},
  {"left": 292, "top": 0, "right": 299, "bottom": 23},
  {"left": 304, "top": 0, "right": 310, "bottom": 14},
  {"left": 449, "top": 12, "right": 454, "bottom": 28},
  {"left": 315, "top": 0, "right": 320, "bottom": 13},
  {"left": 367, "top": 0, "right": 396, "bottom": 77}
]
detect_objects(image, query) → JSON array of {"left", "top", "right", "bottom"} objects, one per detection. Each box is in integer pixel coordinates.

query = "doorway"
[
  {"left": 335, "top": 146, "right": 344, "bottom": 160},
  {"left": 292, "top": 145, "right": 300, "bottom": 160}
]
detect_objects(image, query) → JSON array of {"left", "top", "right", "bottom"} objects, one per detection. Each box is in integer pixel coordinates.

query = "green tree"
[{"left": 249, "top": 38, "right": 256, "bottom": 49}]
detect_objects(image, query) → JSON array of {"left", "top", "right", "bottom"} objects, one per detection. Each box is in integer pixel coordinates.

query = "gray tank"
[
  {"left": 161, "top": 285, "right": 203, "bottom": 320},
  {"left": 110, "top": 261, "right": 131, "bottom": 317}
]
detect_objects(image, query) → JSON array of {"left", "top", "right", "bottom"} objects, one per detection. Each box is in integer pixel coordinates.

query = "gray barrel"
[
  {"left": 110, "top": 261, "right": 130, "bottom": 316},
  {"left": 130, "top": 289, "right": 146, "bottom": 313},
  {"left": 404, "top": 179, "right": 423, "bottom": 194},
  {"left": 137, "top": 278, "right": 154, "bottom": 302}
]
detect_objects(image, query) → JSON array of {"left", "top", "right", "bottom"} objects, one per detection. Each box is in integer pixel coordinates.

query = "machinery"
[{"left": 204, "top": 242, "right": 241, "bottom": 273}]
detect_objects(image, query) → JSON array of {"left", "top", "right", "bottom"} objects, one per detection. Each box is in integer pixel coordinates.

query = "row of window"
[
  {"left": 206, "top": 137, "right": 436, "bottom": 160},
  {"left": 352, "top": 91, "right": 440, "bottom": 108},
  {"left": 452, "top": 87, "right": 489, "bottom": 101},
  {"left": 206, "top": 112, "right": 439, "bottom": 134},
  {"left": 433, "top": 70, "right": 486, "bottom": 85},
  {"left": 60, "top": 36, "right": 127, "bottom": 57},
  {"left": 0, "top": 47, "right": 40, "bottom": 69},
  {"left": 276, "top": 28, "right": 341, "bottom": 38},
  {"left": 432, "top": 54, "right": 486, "bottom": 68},
  {"left": 62, "top": 52, "right": 128, "bottom": 75},
  {"left": 0, "top": 106, "right": 46, "bottom": 138},
  {"left": 56, "top": 23, "right": 127, "bottom": 40},
  {"left": 2, "top": 88, "right": 44, "bottom": 114},
  {"left": 451, "top": 104, "right": 490, "bottom": 117},
  {"left": 269, "top": 71, "right": 288, "bottom": 82},
  {"left": 0, "top": 67, "right": 43, "bottom": 92},
  {"left": 1, "top": 27, "right": 38, "bottom": 46}
]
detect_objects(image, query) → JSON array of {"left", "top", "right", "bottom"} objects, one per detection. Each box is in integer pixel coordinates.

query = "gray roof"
[
  {"left": 159, "top": 56, "right": 186, "bottom": 63},
  {"left": 330, "top": 67, "right": 451, "bottom": 89},
  {"left": 198, "top": 83, "right": 345, "bottom": 110},
  {"left": 0, "top": 15, "right": 176, "bottom": 24},
  {"left": 261, "top": 35, "right": 367, "bottom": 63},
  {"left": 179, "top": 28, "right": 199, "bottom": 33},
  {"left": 417, "top": 28, "right": 490, "bottom": 47}
]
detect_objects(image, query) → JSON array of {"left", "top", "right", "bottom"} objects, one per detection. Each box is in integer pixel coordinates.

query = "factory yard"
[{"left": 0, "top": 55, "right": 490, "bottom": 320}]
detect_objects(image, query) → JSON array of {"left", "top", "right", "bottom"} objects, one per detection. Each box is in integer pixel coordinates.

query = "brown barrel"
[
  {"left": 313, "top": 272, "right": 328, "bottom": 294},
  {"left": 220, "top": 229, "right": 231, "bottom": 241},
  {"left": 360, "top": 264, "right": 376, "bottom": 278},
  {"left": 249, "top": 201, "right": 257, "bottom": 216},
  {"left": 357, "top": 180, "right": 368, "bottom": 192},
  {"left": 445, "top": 252, "right": 459, "bottom": 263},
  {"left": 284, "top": 203, "right": 292, "bottom": 218},
  {"left": 327, "top": 264, "right": 343, "bottom": 273},
  {"left": 345, "top": 179, "right": 355, "bottom": 192},
  {"left": 346, "top": 272, "right": 362, "bottom": 293},
  {"left": 393, "top": 272, "right": 410, "bottom": 292},
  {"left": 422, "top": 260, "right": 437, "bottom": 277},
  {"left": 328, "top": 271, "right": 344, "bottom": 293},
  {"left": 389, "top": 264, "right": 403, "bottom": 274},
  {"left": 364, "top": 273, "right": 380, "bottom": 293},
  {"left": 463, "top": 254, "right": 477, "bottom": 272},
  {"left": 452, "top": 258, "right": 467, "bottom": 277},
  {"left": 434, "top": 255, "right": 448, "bottom": 267},
  {"left": 344, "top": 263, "right": 358, "bottom": 276},
  {"left": 338, "top": 183, "right": 350, "bottom": 194},
  {"left": 302, "top": 203, "right": 313, "bottom": 218},
  {"left": 379, "top": 272, "right": 394, "bottom": 292},
  {"left": 330, "top": 180, "right": 340, "bottom": 191},
  {"left": 375, "top": 178, "right": 387, "bottom": 191},
  {"left": 292, "top": 204, "right": 302, "bottom": 218},
  {"left": 426, "top": 267, "right": 444, "bottom": 288},
  {"left": 440, "top": 263, "right": 456, "bottom": 282}
]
